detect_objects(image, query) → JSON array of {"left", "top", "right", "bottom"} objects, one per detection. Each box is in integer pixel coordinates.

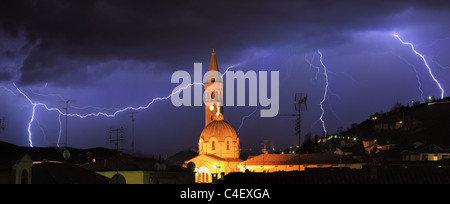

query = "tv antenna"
[
  {"left": 129, "top": 112, "right": 138, "bottom": 155},
  {"left": 60, "top": 100, "right": 72, "bottom": 148},
  {"left": 261, "top": 140, "right": 269, "bottom": 154},
  {"left": 0, "top": 117, "right": 5, "bottom": 129},
  {"left": 0, "top": 117, "right": 5, "bottom": 137},
  {"left": 109, "top": 126, "right": 125, "bottom": 177},
  {"left": 109, "top": 127, "right": 125, "bottom": 153},
  {"left": 280, "top": 93, "right": 307, "bottom": 171}
]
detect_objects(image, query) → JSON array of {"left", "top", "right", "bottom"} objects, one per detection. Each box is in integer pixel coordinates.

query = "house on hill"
[{"left": 401, "top": 144, "right": 450, "bottom": 161}]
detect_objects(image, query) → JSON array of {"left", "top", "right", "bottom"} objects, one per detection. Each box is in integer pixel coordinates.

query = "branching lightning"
[
  {"left": 304, "top": 51, "right": 333, "bottom": 136},
  {"left": 13, "top": 64, "right": 239, "bottom": 147},
  {"left": 0, "top": 86, "right": 17, "bottom": 96},
  {"left": 237, "top": 106, "right": 258, "bottom": 136},
  {"left": 57, "top": 113, "right": 63, "bottom": 148},
  {"left": 15, "top": 81, "right": 204, "bottom": 147},
  {"left": 394, "top": 34, "right": 445, "bottom": 99},
  {"left": 393, "top": 53, "right": 425, "bottom": 101},
  {"left": 27, "top": 104, "right": 36, "bottom": 147},
  {"left": 317, "top": 51, "right": 329, "bottom": 136}
]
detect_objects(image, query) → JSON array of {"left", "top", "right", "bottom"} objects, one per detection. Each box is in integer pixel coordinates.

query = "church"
[
  {"left": 184, "top": 48, "right": 241, "bottom": 183},
  {"left": 184, "top": 48, "right": 364, "bottom": 183}
]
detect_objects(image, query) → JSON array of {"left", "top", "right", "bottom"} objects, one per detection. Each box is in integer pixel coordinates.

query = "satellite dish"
[
  {"left": 154, "top": 163, "right": 161, "bottom": 171},
  {"left": 62, "top": 149, "right": 70, "bottom": 161},
  {"left": 110, "top": 173, "right": 126, "bottom": 184}
]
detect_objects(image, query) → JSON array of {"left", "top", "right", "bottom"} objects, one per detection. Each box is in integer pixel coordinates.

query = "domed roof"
[{"left": 200, "top": 120, "right": 237, "bottom": 142}]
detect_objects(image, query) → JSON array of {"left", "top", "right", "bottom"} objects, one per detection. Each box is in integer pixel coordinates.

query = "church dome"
[{"left": 200, "top": 120, "right": 237, "bottom": 142}]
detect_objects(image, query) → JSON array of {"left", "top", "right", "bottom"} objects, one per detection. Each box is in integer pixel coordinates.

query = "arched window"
[
  {"left": 20, "top": 169, "right": 28, "bottom": 184},
  {"left": 227, "top": 141, "right": 230, "bottom": 150},
  {"left": 197, "top": 167, "right": 211, "bottom": 183},
  {"left": 212, "top": 141, "right": 215, "bottom": 151},
  {"left": 199, "top": 139, "right": 204, "bottom": 153}
]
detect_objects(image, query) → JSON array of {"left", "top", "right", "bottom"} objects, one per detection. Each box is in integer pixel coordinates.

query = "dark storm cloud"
[
  {"left": 1, "top": 0, "right": 449, "bottom": 86},
  {"left": 0, "top": 71, "right": 12, "bottom": 81}
]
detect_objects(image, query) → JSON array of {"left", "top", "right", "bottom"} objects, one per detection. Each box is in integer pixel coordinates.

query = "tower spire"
[
  {"left": 204, "top": 47, "right": 224, "bottom": 126},
  {"left": 209, "top": 47, "right": 219, "bottom": 73}
]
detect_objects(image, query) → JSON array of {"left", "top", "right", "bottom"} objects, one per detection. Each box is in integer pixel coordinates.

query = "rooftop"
[
  {"left": 242, "top": 151, "right": 363, "bottom": 166},
  {"left": 32, "top": 161, "right": 110, "bottom": 184}
]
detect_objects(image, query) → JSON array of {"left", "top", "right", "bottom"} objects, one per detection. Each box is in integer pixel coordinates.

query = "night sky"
[{"left": 1, "top": 0, "right": 450, "bottom": 157}]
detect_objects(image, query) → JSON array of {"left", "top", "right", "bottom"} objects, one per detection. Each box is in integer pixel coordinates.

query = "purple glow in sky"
[
  {"left": 393, "top": 33, "right": 445, "bottom": 99},
  {"left": 1, "top": 0, "right": 450, "bottom": 157}
]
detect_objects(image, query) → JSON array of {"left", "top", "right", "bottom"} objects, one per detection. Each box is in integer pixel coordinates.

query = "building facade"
[
  {"left": 0, "top": 153, "right": 32, "bottom": 184},
  {"left": 240, "top": 152, "right": 364, "bottom": 173},
  {"left": 401, "top": 144, "right": 450, "bottom": 161},
  {"left": 185, "top": 48, "right": 241, "bottom": 183}
]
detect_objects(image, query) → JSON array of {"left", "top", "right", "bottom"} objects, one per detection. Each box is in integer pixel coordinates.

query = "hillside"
[
  {"left": 0, "top": 141, "right": 117, "bottom": 164},
  {"left": 341, "top": 97, "right": 450, "bottom": 148}
]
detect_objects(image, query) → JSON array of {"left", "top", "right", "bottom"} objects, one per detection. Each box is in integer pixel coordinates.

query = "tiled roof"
[
  {"left": 418, "top": 144, "right": 449, "bottom": 153},
  {"left": 83, "top": 154, "right": 183, "bottom": 172},
  {"left": 32, "top": 162, "right": 110, "bottom": 184},
  {"left": 221, "top": 166, "right": 450, "bottom": 184},
  {"left": 242, "top": 152, "right": 363, "bottom": 166}
]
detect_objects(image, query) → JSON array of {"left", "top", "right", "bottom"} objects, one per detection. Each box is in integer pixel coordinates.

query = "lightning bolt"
[
  {"left": 27, "top": 104, "right": 36, "bottom": 147},
  {"left": 305, "top": 54, "right": 321, "bottom": 81},
  {"left": 0, "top": 85, "right": 18, "bottom": 96},
  {"left": 14, "top": 64, "right": 239, "bottom": 147},
  {"left": 237, "top": 106, "right": 258, "bottom": 136},
  {"left": 57, "top": 113, "right": 63, "bottom": 148},
  {"left": 393, "top": 53, "right": 425, "bottom": 102},
  {"left": 394, "top": 34, "right": 445, "bottom": 99},
  {"left": 15, "top": 81, "right": 204, "bottom": 147},
  {"left": 317, "top": 50, "right": 329, "bottom": 136},
  {"left": 29, "top": 88, "right": 122, "bottom": 147}
]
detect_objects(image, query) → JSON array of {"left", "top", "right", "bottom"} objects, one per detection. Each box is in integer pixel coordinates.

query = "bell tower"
[{"left": 204, "top": 48, "right": 224, "bottom": 127}]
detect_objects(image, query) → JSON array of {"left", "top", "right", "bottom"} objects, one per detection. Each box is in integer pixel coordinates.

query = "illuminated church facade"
[
  {"left": 184, "top": 49, "right": 364, "bottom": 183},
  {"left": 185, "top": 48, "right": 241, "bottom": 183}
]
